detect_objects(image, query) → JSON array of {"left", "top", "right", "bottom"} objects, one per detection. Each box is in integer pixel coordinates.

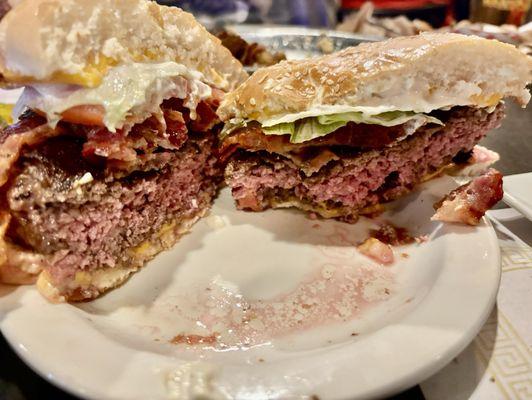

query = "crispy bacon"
[
  {"left": 80, "top": 111, "right": 188, "bottom": 167},
  {"left": 0, "top": 111, "right": 47, "bottom": 143},
  {"left": 0, "top": 95, "right": 220, "bottom": 183},
  {"left": 220, "top": 122, "right": 406, "bottom": 161},
  {"left": 370, "top": 224, "right": 415, "bottom": 246},
  {"left": 78, "top": 97, "right": 219, "bottom": 167},
  {"left": 450, "top": 145, "right": 500, "bottom": 177},
  {"left": 0, "top": 112, "right": 58, "bottom": 187},
  {"left": 210, "top": 88, "right": 225, "bottom": 107},
  {"left": 164, "top": 110, "right": 189, "bottom": 147},
  {"left": 161, "top": 96, "right": 221, "bottom": 133},
  {"left": 191, "top": 100, "right": 220, "bottom": 132},
  {"left": 432, "top": 168, "right": 503, "bottom": 225},
  {"left": 81, "top": 127, "right": 137, "bottom": 164}
]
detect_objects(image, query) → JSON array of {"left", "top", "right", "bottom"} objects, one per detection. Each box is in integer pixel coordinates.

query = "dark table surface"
[
  {"left": 481, "top": 101, "right": 532, "bottom": 175},
  {"left": 0, "top": 102, "right": 530, "bottom": 400}
]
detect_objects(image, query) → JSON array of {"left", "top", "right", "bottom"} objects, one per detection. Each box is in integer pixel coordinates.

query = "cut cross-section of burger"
[
  {"left": 0, "top": 0, "right": 247, "bottom": 301},
  {"left": 217, "top": 33, "right": 531, "bottom": 222}
]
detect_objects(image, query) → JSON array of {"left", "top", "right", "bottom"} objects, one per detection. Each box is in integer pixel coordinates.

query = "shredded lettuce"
[
  {"left": 220, "top": 111, "right": 443, "bottom": 144},
  {"left": 262, "top": 111, "right": 443, "bottom": 144},
  {"left": 263, "top": 119, "right": 345, "bottom": 143}
]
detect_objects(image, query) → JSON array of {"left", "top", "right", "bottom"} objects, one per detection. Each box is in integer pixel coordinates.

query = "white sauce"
[{"left": 14, "top": 62, "right": 212, "bottom": 132}]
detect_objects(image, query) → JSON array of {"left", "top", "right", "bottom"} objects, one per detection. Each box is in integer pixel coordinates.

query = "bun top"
[
  {"left": 218, "top": 33, "right": 532, "bottom": 123},
  {"left": 0, "top": 0, "right": 247, "bottom": 90}
]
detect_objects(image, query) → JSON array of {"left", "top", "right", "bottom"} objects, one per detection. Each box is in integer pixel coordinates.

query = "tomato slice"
[{"left": 60, "top": 105, "right": 105, "bottom": 126}]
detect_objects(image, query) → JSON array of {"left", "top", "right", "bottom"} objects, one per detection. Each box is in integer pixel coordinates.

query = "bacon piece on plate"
[
  {"left": 451, "top": 145, "right": 500, "bottom": 177},
  {"left": 358, "top": 238, "right": 394, "bottom": 265},
  {"left": 432, "top": 168, "right": 503, "bottom": 225},
  {"left": 370, "top": 223, "right": 415, "bottom": 246}
]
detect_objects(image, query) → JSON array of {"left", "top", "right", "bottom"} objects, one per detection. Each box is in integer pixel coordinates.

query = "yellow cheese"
[
  {"left": 0, "top": 103, "right": 13, "bottom": 125},
  {"left": 470, "top": 94, "right": 502, "bottom": 107},
  {"left": 131, "top": 241, "right": 152, "bottom": 256},
  {"left": 157, "top": 221, "right": 176, "bottom": 238},
  {"left": 1, "top": 49, "right": 188, "bottom": 88},
  {"left": 131, "top": 221, "right": 177, "bottom": 256},
  {"left": 74, "top": 271, "right": 92, "bottom": 286},
  {"left": 2, "top": 56, "right": 117, "bottom": 88}
]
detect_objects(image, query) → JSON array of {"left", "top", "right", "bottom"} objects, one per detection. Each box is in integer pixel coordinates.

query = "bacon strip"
[
  {"left": 0, "top": 94, "right": 221, "bottom": 186},
  {"left": 432, "top": 169, "right": 503, "bottom": 225},
  {"left": 0, "top": 111, "right": 47, "bottom": 142},
  {"left": 220, "top": 122, "right": 406, "bottom": 161},
  {"left": 0, "top": 113, "right": 58, "bottom": 187}
]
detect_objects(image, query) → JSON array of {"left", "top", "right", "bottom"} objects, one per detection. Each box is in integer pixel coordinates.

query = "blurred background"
[
  {"left": 133, "top": 0, "right": 532, "bottom": 71},
  {"left": 149, "top": 0, "right": 532, "bottom": 65},
  {"left": 1, "top": 0, "right": 531, "bottom": 61},
  {"left": 154, "top": 0, "right": 532, "bottom": 28},
  {"left": 0, "top": 0, "right": 530, "bottom": 45}
]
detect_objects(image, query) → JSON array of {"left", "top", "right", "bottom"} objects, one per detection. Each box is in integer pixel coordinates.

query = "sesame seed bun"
[
  {"left": 0, "top": 0, "right": 247, "bottom": 90},
  {"left": 218, "top": 33, "right": 532, "bottom": 122}
]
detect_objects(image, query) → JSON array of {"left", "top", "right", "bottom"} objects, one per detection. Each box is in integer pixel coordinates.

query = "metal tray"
[{"left": 226, "top": 25, "right": 378, "bottom": 71}]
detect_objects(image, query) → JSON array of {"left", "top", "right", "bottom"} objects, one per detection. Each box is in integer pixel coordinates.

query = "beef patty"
[
  {"left": 224, "top": 105, "right": 504, "bottom": 221},
  {"left": 5, "top": 133, "right": 220, "bottom": 299}
]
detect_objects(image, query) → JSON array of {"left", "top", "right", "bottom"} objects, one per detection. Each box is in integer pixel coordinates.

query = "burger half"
[
  {"left": 0, "top": 0, "right": 246, "bottom": 301},
  {"left": 218, "top": 33, "right": 531, "bottom": 221}
]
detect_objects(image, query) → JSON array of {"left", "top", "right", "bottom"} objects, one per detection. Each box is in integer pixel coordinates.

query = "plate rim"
[{"left": 502, "top": 172, "right": 532, "bottom": 221}]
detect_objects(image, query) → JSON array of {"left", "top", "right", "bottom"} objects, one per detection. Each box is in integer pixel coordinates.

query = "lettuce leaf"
[
  {"left": 263, "top": 119, "right": 345, "bottom": 142},
  {"left": 262, "top": 111, "right": 443, "bottom": 144},
  {"left": 220, "top": 111, "right": 443, "bottom": 144}
]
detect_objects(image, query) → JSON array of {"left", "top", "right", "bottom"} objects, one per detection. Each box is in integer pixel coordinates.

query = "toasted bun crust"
[
  {"left": 0, "top": 0, "right": 247, "bottom": 90},
  {"left": 218, "top": 33, "right": 532, "bottom": 122}
]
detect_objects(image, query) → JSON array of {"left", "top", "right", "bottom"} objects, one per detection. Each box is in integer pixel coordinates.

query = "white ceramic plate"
[
  {"left": 0, "top": 176, "right": 500, "bottom": 400},
  {"left": 503, "top": 172, "right": 532, "bottom": 221}
]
